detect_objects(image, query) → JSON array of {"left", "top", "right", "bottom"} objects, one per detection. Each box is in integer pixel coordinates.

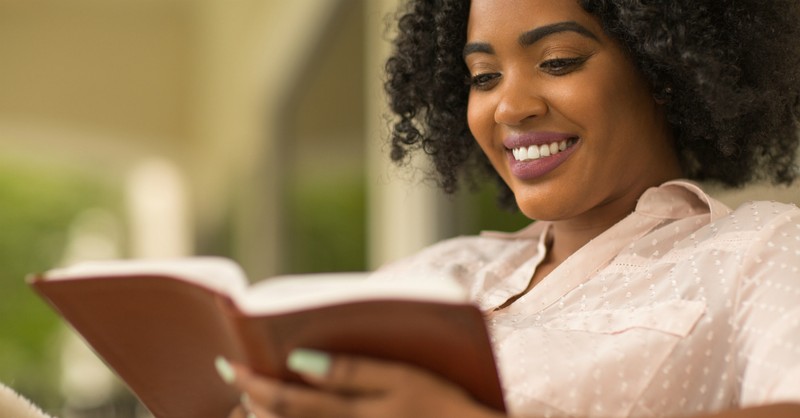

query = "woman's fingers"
[
  {"left": 216, "top": 352, "right": 494, "bottom": 418},
  {"left": 288, "top": 348, "right": 449, "bottom": 395},
  {"left": 286, "top": 349, "right": 491, "bottom": 417},
  {"left": 241, "top": 393, "right": 283, "bottom": 418},
  {"left": 228, "top": 359, "right": 359, "bottom": 418},
  {"left": 227, "top": 403, "right": 248, "bottom": 418}
]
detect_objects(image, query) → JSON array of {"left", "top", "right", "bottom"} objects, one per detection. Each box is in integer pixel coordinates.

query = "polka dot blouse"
[{"left": 372, "top": 180, "right": 800, "bottom": 417}]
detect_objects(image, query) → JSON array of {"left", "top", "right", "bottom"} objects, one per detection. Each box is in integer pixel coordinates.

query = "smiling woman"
[
  {"left": 464, "top": 0, "right": 682, "bottom": 229},
  {"left": 223, "top": 1, "right": 800, "bottom": 417}
]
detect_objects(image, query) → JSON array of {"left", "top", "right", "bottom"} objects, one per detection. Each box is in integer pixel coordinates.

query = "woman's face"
[{"left": 465, "top": 0, "right": 681, "bottom": 224}]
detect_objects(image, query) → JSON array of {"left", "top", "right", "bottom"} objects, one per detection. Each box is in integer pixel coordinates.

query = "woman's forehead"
[{"left": 466, "top": 0, "right": 602, "bottom": 41}]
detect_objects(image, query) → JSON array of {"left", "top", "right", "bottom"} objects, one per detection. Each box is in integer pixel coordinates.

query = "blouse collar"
[{"left": 481, "top": 179, "right": 731, "bottom": 241}]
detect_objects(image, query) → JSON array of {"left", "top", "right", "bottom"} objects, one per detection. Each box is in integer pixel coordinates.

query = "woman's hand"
[{"left": 218, "top": 349, "right": 504, "bottom": 418}]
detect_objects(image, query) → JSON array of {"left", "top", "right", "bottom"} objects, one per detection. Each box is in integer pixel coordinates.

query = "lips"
[{"left": 503, "top": 132, "right": 580, "bottom": 180}]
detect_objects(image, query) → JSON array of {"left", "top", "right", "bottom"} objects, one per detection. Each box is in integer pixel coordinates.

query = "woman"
[{"left": 221, "top": 0, "right": 800, "bottom": 417}]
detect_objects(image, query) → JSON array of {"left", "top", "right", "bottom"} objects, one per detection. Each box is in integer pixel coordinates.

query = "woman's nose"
[{"left": 493, "top": 76, "right": 547, "bottom": 126}]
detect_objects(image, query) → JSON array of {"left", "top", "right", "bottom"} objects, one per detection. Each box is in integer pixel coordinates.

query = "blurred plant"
[
  {"left": 464, "top": 178, "right": 531, "bottom": 235},
  {"left": 0, "top": 157, "right": 118, "bottom": 412},
  {"left": 283, "top": 165, "right": 530, "bottom": 275},
  {"left": 285, "top": 167, "right": 366, "bottom": 273}
]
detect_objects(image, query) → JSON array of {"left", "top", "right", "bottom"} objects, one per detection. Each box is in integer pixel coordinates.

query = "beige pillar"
[
  {"left": 364, "top": 0, "right": 446, "bottom": 269},
  {"left": 190, "top": 0, "right": 343, "bottom": 278}
]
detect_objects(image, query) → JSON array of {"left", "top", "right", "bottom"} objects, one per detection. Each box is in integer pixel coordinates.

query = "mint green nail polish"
[
  {"left": 241, "top": 393, "right": 255, "bottom": 418},
  {"left": 215, "top": 356, "right": 235, "bottom": 384},
  {"left": 287, "top": 348, "right": 331, "bottom": 377}
]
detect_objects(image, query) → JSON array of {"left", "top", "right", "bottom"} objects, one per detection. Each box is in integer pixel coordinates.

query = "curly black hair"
[{"left": 384, "top": 0, "right": 800, "bottom": 209}]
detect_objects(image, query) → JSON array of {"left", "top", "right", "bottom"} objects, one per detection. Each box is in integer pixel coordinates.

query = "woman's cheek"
[{"left": 467, "top": 97, "right": 494, "bottom": 151}]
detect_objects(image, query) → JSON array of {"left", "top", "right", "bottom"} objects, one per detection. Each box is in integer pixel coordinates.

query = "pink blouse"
[{"left": 372, "top": 180, "right": 800, "bottom": 417}]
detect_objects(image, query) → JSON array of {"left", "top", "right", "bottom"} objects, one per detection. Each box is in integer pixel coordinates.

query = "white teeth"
[
  {"left": 540, "top": 144, "right": 551, "bottom": 157},
  {"left": 512, "top": 138, "right": 576, "bottom": 162}
]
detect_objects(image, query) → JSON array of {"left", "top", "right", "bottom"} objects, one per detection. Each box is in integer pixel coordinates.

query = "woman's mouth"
[
  {"left": 504, "top": 135, "right": 581, "bottom": 180},
  {"left": 510, "top": 137, "right": 579, "bottom": 162}
]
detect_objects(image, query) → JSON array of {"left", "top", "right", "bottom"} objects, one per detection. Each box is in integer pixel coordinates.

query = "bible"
[{"left": 28, "top": 257, "right": 505, "bottom": 418}]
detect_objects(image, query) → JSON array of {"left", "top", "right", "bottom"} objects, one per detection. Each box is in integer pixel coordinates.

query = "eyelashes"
[
  {"left": 539, "top": 56, "right": 588, "bottom": 75},
  {"left": 467, "top": 56, "right": 589, "bottom": 91},
  {"left": 468, "top": 73, "right": 502, "bottom": 91}
]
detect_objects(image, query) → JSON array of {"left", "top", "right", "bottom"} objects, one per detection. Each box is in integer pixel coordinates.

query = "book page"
[
  {"left": 237, "top": 273, "right": 469, "bottom": 315},
  {"left": 41, "top": 257, "right": 249, "bottom": 296}
]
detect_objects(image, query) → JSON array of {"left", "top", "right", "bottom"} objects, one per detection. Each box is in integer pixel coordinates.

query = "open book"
[{"left": 29, "top": 257, "right": 505, "bottom": 418}]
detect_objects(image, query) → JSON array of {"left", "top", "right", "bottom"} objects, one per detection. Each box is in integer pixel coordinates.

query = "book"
[{"left": 28, "top": 257, "right": 505, "bottom": 418}]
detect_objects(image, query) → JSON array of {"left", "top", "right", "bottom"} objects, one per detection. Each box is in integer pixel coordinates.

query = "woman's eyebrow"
[
  {"left": 519, "top": 21, "right": 599, "bottom": 47},
  {"left": 463, "top": 42, "right": 494, "bottom": 58},
  {"left": 464, "top": 20, "right": 599, "bottom": 59}
]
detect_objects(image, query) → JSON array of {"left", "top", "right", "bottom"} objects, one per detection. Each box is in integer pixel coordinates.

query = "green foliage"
[
  {"left": 283, "top": 166, "right": 529, "bottom": 275},
  {"left": 285, "top": 168, "right": 366, "bottom": 273},
  {"left": 0, "top": 158, "right": 117, "bottom": 409},
  {"left": 470, "top": 181, "right": 531, "bottom": 234}
]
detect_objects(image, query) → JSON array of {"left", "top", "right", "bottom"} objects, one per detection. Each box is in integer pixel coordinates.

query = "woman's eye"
[
  {"left": 469, "top": 73, "right": 501, "bottom": 90},
  {"left": 539, "top": 57, "right": 587, "bottom": 75}
]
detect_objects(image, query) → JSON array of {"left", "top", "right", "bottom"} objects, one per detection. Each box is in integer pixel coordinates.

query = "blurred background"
[
  {"left": 0, "top": 0, "right": 796, "bottom": 417},
  {"left": 0, "top": 0, "right": 531, "bottom": 416}
]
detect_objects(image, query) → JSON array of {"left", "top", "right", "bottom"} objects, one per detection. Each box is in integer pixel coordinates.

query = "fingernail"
[
  {"left": 241, "top": 393, "right": 256, "bottom": 418},
  {"left": 287, "top": 348, "right": 331, "bottom": 377},
  {"left": 215, "top": 356, "right": 235, "bottom": 384}
]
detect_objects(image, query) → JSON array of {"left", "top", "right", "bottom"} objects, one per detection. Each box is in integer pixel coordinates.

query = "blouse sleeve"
[
  {"left": 735, "top": 205, "right": 800, "bottom": 407},
  {"left": 0, "top": 384, "right": 54, "bottom": 418}
]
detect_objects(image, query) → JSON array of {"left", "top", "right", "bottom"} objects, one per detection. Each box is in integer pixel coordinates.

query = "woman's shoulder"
[
  {"left": 653, "top": 180, "right": 799, "bottom": 234},
  {"left": 716, "top": 198, "right": 800, "bottom": 235},
  {"left": 673, "top": 196, "right": 800, "bottom": 265}
]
